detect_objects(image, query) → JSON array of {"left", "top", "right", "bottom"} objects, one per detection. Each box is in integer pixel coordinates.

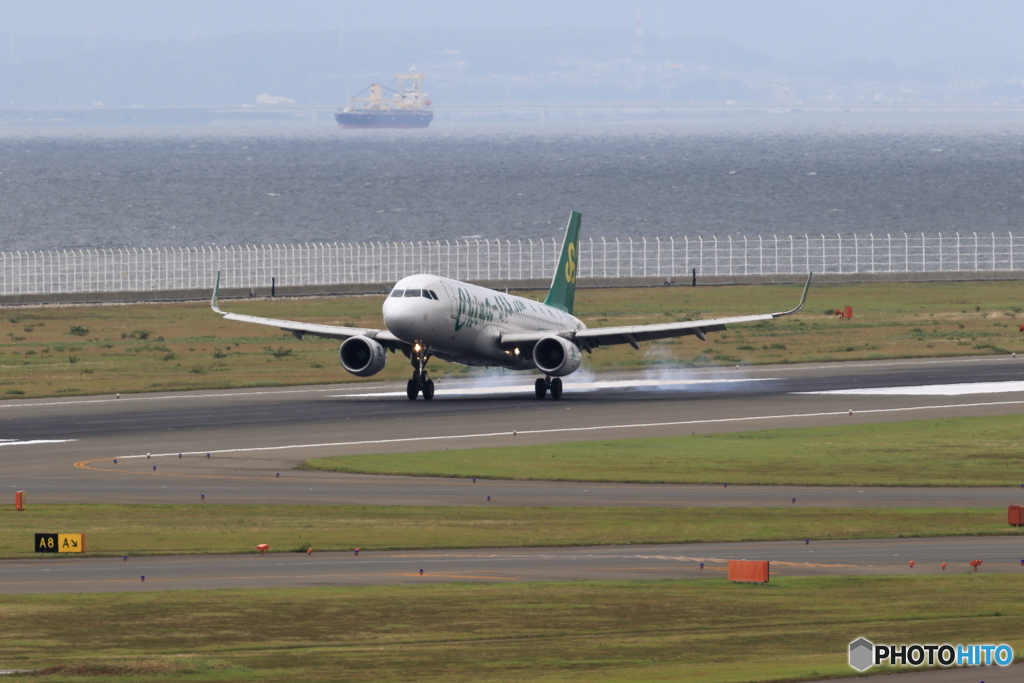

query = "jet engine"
[
  {"left": 532, "top": 336, "right": 582, "bottom": 377},
  {"left": 339, "top": 336, "right": 387, "bottom": 377}
]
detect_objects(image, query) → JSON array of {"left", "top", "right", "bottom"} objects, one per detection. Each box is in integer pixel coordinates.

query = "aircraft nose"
[{"left": 383, "top": 298, "right": 416, "bottom": 339}]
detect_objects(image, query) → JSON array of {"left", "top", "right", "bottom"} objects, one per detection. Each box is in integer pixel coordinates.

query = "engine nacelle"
[
  {"left": 532, "top": 336, "right": 582, "bottom": 377},
  {"left": 339, "top": 336, "right": 387, "bottom": 377}
]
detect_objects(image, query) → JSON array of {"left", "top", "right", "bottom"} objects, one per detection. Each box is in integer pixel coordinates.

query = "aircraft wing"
[
  {"left": 501, "top": 273, "right": 811, "bottom": 351},
  {"left": 210, "top": 273, "right": 406, "bottom": 350}
]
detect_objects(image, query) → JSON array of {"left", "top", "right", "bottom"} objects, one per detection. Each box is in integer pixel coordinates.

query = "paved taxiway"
[
  {"left": 3, "top": 356, "right": 1024, "bottom": 506},
  {"left": 2, "top": 536, "right": 1020, "bottom": 594}
]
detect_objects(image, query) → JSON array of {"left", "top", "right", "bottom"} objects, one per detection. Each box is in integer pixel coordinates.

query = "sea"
[{"left": 2, "top": 118, "right": 1024, "bottom": 252}]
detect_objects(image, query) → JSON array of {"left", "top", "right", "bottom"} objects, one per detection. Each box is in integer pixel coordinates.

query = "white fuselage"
[{"left": 382, "top": 274, "right": 586, "bottom": 369}]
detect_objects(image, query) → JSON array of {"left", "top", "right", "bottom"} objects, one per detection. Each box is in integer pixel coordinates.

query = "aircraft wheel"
[
  {"left": 534, "top": 378, "right": 547, "bottom": 399},
  {"left": 422, "top": 379, "right": 435, "bottom": 401},
  {"left": 406, "top": 379, "right": 419, "bottom": 400},
  {"left": 550, "top": 377, "right": 563, "bottom": 399}
]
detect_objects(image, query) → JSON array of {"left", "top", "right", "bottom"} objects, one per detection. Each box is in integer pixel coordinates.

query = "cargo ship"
[{"left": 335, "top": 74, "right": 433, "bottom": 128}]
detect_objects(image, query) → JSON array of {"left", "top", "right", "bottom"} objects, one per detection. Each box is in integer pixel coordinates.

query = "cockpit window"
[
  {"left": 390, "top": 289, "right": 405, "bottom": 298},
  {"left": 427, "top": 290, "right": 439, "bottom": 299},
  {"left": 421, "top": 290, "right": 432, "bottom": 299},
  {"left": 404, "top": 289, "right": 421, "bottom": 297}
]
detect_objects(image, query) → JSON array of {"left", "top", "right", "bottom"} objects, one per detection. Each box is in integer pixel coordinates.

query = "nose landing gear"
[
  {"left": 407, "top": 346, "right": 434, "bottom": 401},
  {"left": 534, "top": 376, "right": 562, "bottom": 400}
]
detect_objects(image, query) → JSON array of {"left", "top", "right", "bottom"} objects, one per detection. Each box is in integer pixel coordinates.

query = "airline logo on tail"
[{"left": 565, "top": 243, "right": 577, "bottom": 284}]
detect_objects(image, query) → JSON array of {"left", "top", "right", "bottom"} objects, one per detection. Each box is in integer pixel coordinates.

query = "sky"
[{"left": 1, "top": 1, "right": 1022, "bottom": 64}]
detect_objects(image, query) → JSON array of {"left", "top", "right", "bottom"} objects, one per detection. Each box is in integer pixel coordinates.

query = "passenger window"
[
  {"left": 391, "top": 289, "right": 405, "bottom": 297},
  {"left": 404, "top": 289, "right": 421, "bottom": 297}
]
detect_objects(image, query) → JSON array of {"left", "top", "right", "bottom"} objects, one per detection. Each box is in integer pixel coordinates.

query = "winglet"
[
  {"left": 772, "top": 272, "right": 812, "bottom": 318},
  {"left": 211, "top": 271, "right": 224, "bottom": 314}
]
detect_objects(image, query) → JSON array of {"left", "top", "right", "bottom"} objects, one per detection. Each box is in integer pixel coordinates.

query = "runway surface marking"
[
  {"left": 0, "top": 438, "right": 76, "bottom": 447},
  {"left": 802, "top": 380, "right": 1024, "bottom": 396},
  {"left": 330, "top": 377, "right": 776, "bottom": 398},
  {"left": 73, "top": 397, "right": 1024, "bottom": 477}
]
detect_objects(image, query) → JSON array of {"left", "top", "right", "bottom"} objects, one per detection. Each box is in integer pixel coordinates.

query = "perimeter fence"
[{"left": 1, "top": 232, "right": 1022, "bottom": 296}]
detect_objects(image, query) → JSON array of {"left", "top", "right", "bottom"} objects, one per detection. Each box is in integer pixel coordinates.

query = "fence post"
[
  {"left": 670, "top": 236, "right": 675, "bottom": 277},
  {"left": 974, "top": 232, "right": 978, "bottom": 271}
]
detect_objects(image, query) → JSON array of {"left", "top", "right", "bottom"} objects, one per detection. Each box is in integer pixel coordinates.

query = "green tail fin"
[{"left": 543, "top": 211, "right": 582, "bottom": 314}]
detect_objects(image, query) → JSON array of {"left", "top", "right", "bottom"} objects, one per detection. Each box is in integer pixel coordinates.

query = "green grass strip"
[
  {"left": 0, "top": 504, "right": 1016, "bottom": 559},
  {"left": 306, "top": 414, "right": 1024, "bottom": 486},
  {"left": 2, "top": 575, "right": 1022, "bottom": 682}
]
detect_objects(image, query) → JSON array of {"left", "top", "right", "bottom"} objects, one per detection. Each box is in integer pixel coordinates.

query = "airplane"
[{"left": 211, "top": 211, "right": 812, "bottom": 401}]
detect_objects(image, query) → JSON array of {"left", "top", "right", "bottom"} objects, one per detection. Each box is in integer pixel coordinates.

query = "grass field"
[
  {"left": 0, "top": 504, "right": 1015, "bottom": 559},
  {"left": 2, "top": 575, "right": 1021, "bottom": 682},
  {"left": 306, "top": 414, "right": 1024, "bottom": 487},
  {"left": 2, "top": 280, "right": 1024, "bottom": 398}
]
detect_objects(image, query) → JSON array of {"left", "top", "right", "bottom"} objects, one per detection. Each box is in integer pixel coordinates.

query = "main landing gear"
[
  {"left": 534, "top": 376, "right": 562, "bottom": 400},
  {"left": 407, "top": 346, "right": 434, "bottom": 401}
]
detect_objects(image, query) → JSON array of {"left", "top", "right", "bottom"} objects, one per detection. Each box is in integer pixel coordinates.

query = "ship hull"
[{"left": 335, "top": 110, "right": 433, "bottom": 129}]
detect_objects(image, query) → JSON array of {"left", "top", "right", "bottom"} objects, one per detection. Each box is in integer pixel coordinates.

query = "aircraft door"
[{"left": 439, "top": 281, "right": 459, "bottom": 319}]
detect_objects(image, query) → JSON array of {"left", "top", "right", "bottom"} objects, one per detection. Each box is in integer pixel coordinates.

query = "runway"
[
  {"left": 2, "top": 355, "right": 1024, "bottom": 506},
  {"left": 2, "top": 536, "right": 1020, "bottom": 594}
]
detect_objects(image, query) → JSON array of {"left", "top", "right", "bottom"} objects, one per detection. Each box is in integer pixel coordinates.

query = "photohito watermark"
[{"left": 849, "top": 638, "right": 1013, "bottom": 672}]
